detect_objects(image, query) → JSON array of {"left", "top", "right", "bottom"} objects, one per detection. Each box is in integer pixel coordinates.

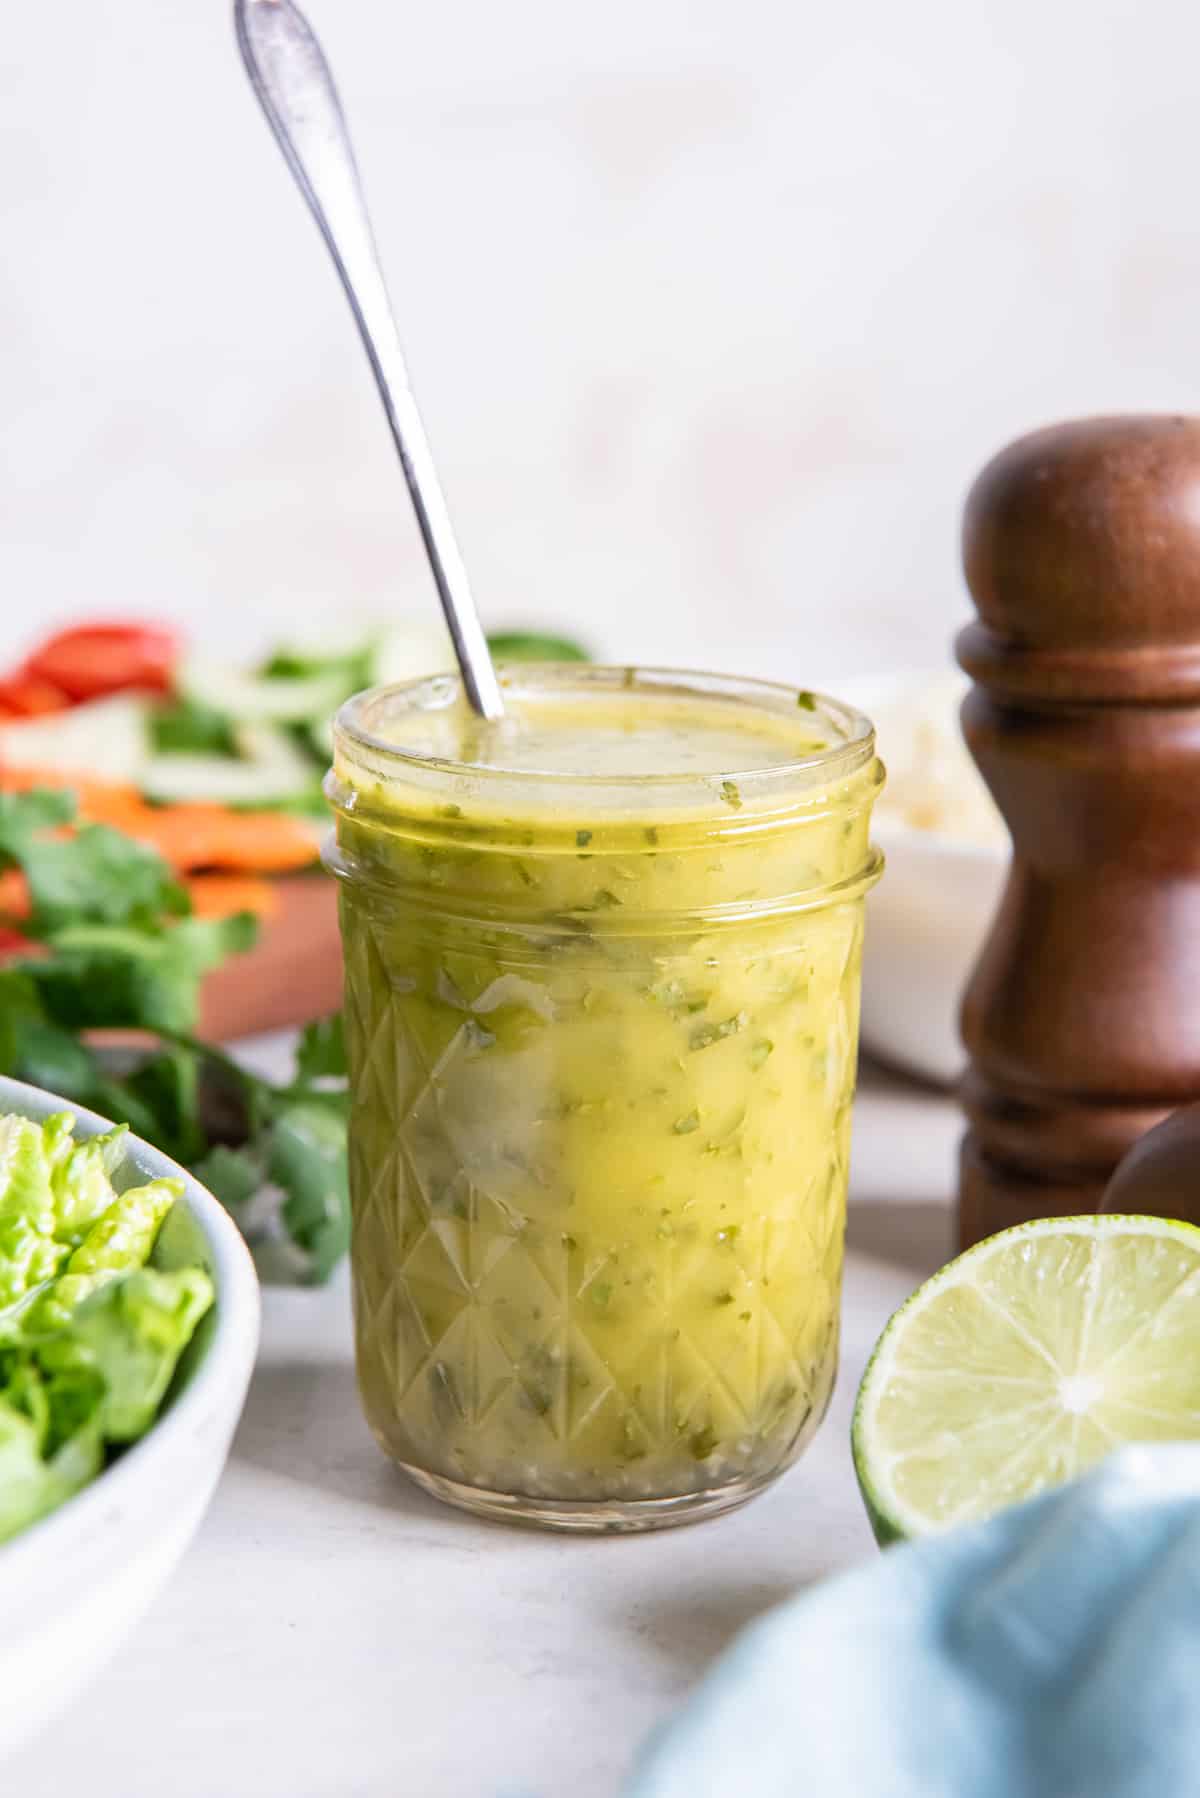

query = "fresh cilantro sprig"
[
  {"left": 0, "top": 789, "right": 349, "bottom": 1283},
  {"left": 185, "top": 1017, "right": 350, "bottom": 1284}
]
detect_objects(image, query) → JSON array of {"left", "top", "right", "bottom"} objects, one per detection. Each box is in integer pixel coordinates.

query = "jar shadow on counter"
[{"left": 229, "top": 1360, "right": 474, "bottom": 1527}]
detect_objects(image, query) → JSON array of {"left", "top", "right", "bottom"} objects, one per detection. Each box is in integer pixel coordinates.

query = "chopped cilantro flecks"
[
  {"left": 653, "top": 979, "right": 711, "bottom": 1016},
  {"left": 689, "top": 1012, "right": 748, "bottom": 1052}
]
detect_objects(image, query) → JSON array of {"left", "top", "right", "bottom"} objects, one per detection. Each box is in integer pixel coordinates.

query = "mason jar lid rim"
[{"left": 334, "top": 664, "right": 877, "bottom": 793}]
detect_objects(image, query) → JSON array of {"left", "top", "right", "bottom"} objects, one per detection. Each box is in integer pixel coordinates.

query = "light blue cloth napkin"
[{"left": 625, "top": 1446, "right": 1200, "bottom": 1797}]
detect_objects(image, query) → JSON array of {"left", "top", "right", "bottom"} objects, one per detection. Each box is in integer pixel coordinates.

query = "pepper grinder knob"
[{"left": 957, "top": 415, "right": 1200, "bottom": 1248}]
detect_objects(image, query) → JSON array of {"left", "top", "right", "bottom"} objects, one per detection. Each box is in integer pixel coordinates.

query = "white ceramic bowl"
[
  {"left": 0, "top": 1075, "right": 260, "bottom": 1763},
  {"left": 844, "top": 671, "right": 1009, "bottom": 1087},
  {"left": 861, "top": 819, "right": 1006, "bottom": 1085}
]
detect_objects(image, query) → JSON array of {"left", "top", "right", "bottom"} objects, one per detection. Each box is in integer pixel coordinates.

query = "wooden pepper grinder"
[{"left": 957, "top": 415, "right": 1200, "bottom": 1249}]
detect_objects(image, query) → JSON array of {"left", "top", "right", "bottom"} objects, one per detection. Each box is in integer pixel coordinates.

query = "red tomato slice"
[
  {"left": 25, "top": 622, "right": 180, "bottom": 701},
  {"left": 0, "top": 675, "right": 70, "bottom": 718}
]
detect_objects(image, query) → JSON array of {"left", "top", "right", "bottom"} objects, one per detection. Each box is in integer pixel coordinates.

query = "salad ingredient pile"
[
  {"left": 0, "top": 620, "right": 589, "bottom": 1283},
  {"left": 0, "top": 618, "right": 591, "bottom": 826},
  {"left": 0, "top": 1109, "right": 213, "bottom": 1544},
  {"left": 0, "top": 786, "right": 351, "bottom": 1283}
]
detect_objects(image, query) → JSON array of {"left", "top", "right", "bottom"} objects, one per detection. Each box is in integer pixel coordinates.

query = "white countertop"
[{"left": 8, "top": 1060, "right": 960, "bottom": 1798}]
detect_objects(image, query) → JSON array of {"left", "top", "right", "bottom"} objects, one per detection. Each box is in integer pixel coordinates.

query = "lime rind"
[{"left": 852, "top": 1213, "right": 1200, "bottom": 1546}]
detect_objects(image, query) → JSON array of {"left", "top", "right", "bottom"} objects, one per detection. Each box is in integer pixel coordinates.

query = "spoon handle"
[{"left": 235, "top": 0, "right": 504, "bottom": 720}]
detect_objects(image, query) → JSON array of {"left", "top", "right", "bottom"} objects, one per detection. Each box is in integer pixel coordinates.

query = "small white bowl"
[
  {"left": 0, "top": 1075, "right": 260, "bottom": 1763},
  {"left": 861, "top": 819, "right": 1006, "bottom": 1085},
  {"left": 843, "top": 671, "right": 1009, "bottom": 1087}
]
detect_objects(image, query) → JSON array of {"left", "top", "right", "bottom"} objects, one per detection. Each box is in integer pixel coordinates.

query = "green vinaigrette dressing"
[{"left": 327, "top": 668, "right": 883, "bottom": 1523}]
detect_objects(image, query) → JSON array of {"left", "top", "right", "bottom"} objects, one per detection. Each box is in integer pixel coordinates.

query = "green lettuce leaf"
[
  {"left": 30, "top": 1176, "right": 182, "bottom": 1332},
  {"left": 50, "top": 1123, "right": 129, "bottom": 1242},
  {"left": 0, "top": 1108, "right": 215, "bottom": 1546},
  {"left": 35, "top": 1265, "right": 214, "bottom": 1441},
  {"left": 0, "top": 1116, "right": 67, "bottom": 1311},
  {"left": 0, "top": 1390, "right": 102, "bottom": 1545}
]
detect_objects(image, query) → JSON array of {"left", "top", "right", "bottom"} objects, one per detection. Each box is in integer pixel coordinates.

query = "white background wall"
[{"left": 3, "top": 0, "right": 1198, "bottom": 684}]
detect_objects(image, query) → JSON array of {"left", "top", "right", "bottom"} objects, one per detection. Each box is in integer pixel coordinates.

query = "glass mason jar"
[{"left": 326, "top": 667, "right": 883, "bottom": 1531}]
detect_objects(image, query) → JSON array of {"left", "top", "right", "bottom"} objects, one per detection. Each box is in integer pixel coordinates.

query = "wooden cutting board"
[{"left": 199, "top": 873, "right": 343, "bottom": 1041}]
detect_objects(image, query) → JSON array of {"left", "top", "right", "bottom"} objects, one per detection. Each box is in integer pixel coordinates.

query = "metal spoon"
[{"left": 234, "top": 0, "right": 504, "bottom": 720}]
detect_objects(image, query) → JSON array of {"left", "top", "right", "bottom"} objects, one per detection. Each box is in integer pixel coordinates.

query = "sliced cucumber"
[
  {"left": 486, "top": 630, "right": 590, "bottom": 664},
  {"left": 254, "top": 619, "right": 377, "bottom": 683},
  {"left": 176, "top": 658, "right": 351, "bottom": 727},
  {"left": 0, "top": 694, "right": 151, "bottom": 784},
  {"left": 142, "top": 763, "right": 317, "bottom": 807},
  {"left": 142, "top": 723, "right": 321, "bottom": 807},
  {"left": 308, "top": 716, "right": 334, "bottom": 763}
]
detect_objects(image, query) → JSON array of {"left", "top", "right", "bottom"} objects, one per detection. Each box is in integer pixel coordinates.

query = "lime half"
[{"left": 852, "top": 1214, "right": 1200, "bottom": 1544}]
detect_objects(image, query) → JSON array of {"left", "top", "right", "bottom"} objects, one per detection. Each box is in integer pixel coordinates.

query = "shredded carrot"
[
  {"left": 0, "top": 766, "right": 144, "bottom": 813},
  {"left": 0, "top": 868, "right": 30, "bottom": 920},
  {"left": 132, "top": 804, "right": 320, "bottom": 875},
  {"left": 185, "top": 873, "right": 280, "bottom": 920},
  {"left": 0, "top": 765, "right": 321, "bottom": 875}
]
